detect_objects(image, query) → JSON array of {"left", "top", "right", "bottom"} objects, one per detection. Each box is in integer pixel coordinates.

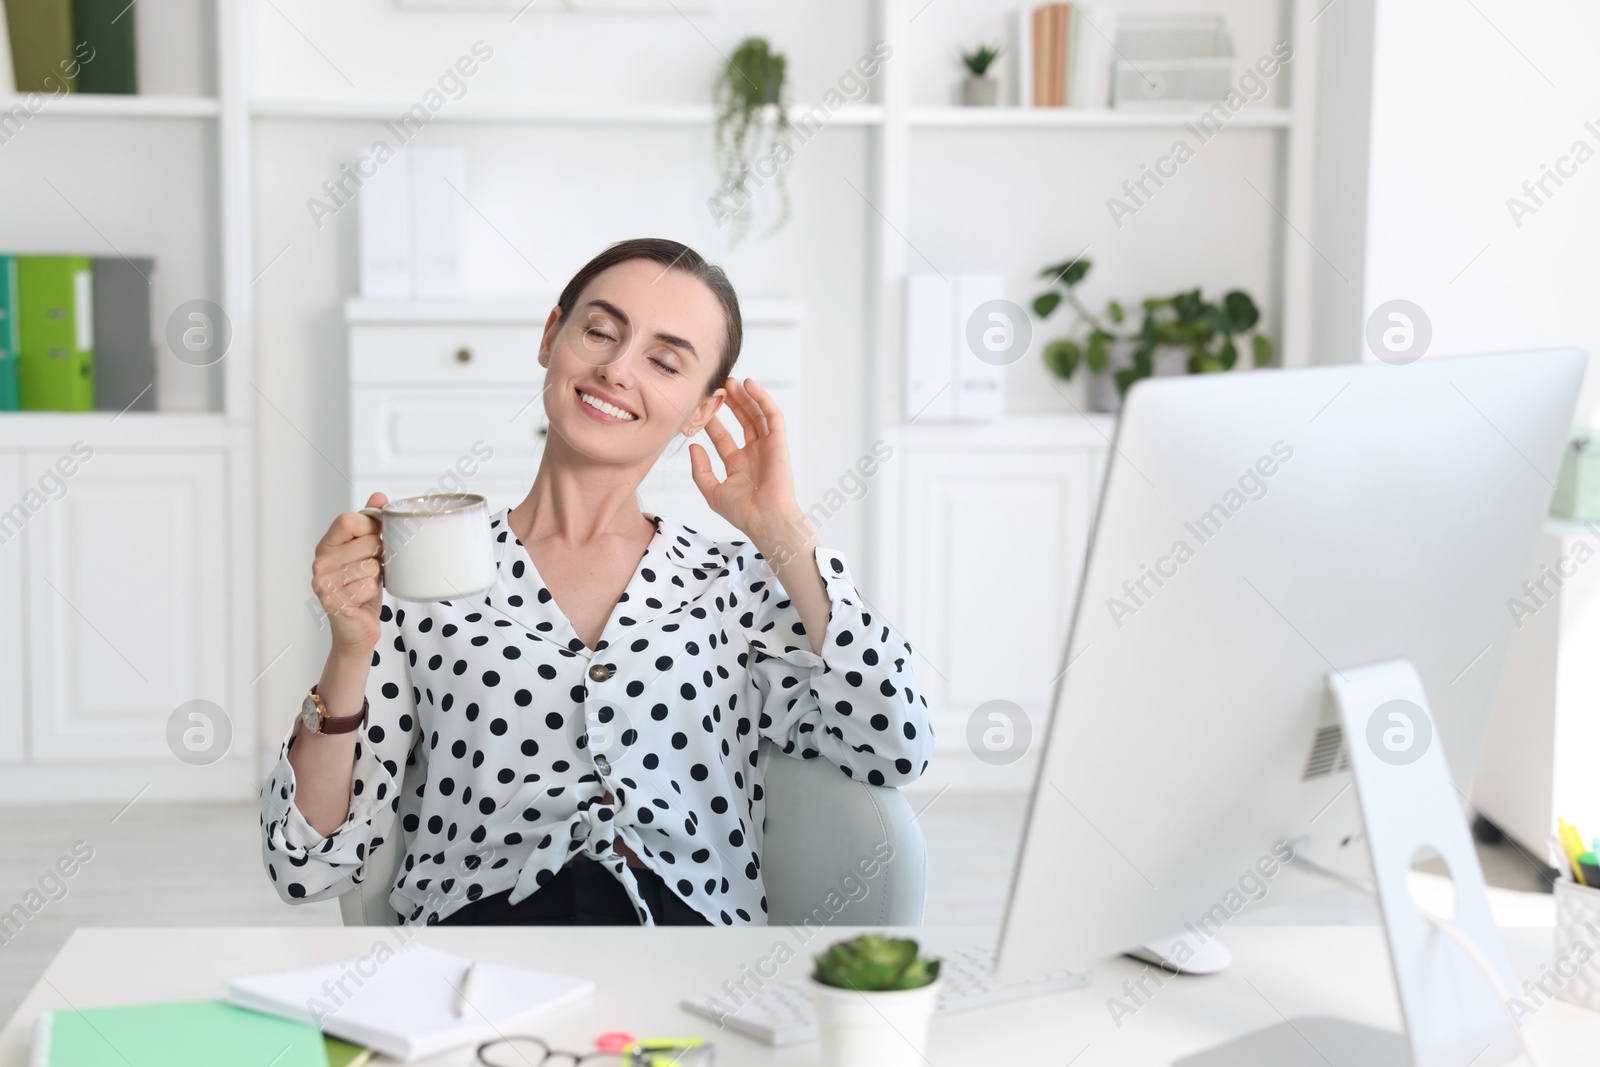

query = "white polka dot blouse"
[{"left": 260, "top": 509, "right": 934, "bottom": 925}]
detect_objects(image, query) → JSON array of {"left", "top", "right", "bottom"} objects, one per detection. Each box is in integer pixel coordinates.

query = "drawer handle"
[{"left": 455, "top": 347, "right": 472, "bottom": 364}]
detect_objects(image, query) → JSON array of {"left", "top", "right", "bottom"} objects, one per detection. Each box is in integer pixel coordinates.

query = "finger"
[
  {"left": 318, "top": 534, "right": 382, "bottom": 572},
  {"left": 312, "top": 556, "right": 380, "bottom": 600},
  {"left": 721, "top": 376, "right": 763, "bottom": 443},
  {"left": 328, "top": 577, "right": 381, "bottom": 616},
  {"left": 742, "top": 378, "right": 782, "bottom": 439},
  {"left": 320, "top": 507, "right": 381, "bottom": 549},
  {"left": 366, "top": 491, "right": 389, "bottom": 508},
  {"left": 702, "top": 415, "right": 742, "bottom": 470},
  {"left": 687, "top": 442, "right": 722, "bottom": 501}
]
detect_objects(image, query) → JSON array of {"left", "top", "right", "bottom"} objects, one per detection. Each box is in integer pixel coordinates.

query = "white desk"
[{"left": 3, "top": 925, "right": 1596, "bottom": 1065}]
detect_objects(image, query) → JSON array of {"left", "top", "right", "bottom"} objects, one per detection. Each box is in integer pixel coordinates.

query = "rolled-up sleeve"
[
  {"left": 737, "top": 546, "right": 933, "bottom": 787},
  {"left": 259, "top": 597, "right": 421, "bottom": 905}
]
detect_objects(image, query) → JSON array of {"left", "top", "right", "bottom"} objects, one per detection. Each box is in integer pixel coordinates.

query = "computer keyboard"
[{"left": 679, "top": 942, "right": 1092, "bottom": 1046}]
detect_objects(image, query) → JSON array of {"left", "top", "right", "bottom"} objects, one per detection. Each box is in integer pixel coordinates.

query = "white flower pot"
[
  {"left": 808, "top": 976, "right": 942, "bottom": 1067},
  {"left": 961, "top": 76, "right": 999, "bottom": 106}
]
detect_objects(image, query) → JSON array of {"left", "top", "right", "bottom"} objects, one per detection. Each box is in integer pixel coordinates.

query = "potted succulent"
[
  {"left": 960, "top": 43, "right": 1002, "bottom": 105},
  {"left": 1033, "top": 256, "right": 1275, "bottom": 413},
  {"left": 808, "top": 935, "right": 942, "bottom": 1067},
  {"left": 712, "top": 36, "right": 791, "bottom": 245}
]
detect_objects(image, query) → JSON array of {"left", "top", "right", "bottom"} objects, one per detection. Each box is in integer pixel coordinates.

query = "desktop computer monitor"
[{"left": 995, "top": 349, "right": 1584, "bottom": 990}]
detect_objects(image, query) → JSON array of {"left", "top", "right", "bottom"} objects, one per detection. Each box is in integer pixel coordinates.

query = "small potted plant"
[
  {"left": 960, "top": 43, "right": 1002, "bottom": 106},
  {"left": 1033, "top": 256, "right": 1275, "bottom": 412},
  {"left": 808, "top": 934, "right": 942, "bottom": 1067},
  {"left": 712, "top": 37, "right": 791, "bottom": 245}
]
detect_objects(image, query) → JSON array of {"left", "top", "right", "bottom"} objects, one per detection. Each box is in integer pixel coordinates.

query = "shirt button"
[
  {"left": 594, "top": 754, "right": 612, "bottom": 776},
  {"left": 587, "top": 663, "right": 612, "bottom": 682}
]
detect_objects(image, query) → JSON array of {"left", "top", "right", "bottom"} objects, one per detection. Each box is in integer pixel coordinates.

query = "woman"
[{"left": 260, "top": 238, "right": 933, "bottom": 926}]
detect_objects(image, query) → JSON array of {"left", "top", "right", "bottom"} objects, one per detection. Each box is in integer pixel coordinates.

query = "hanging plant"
[{"left": 712, "top": 37, "right": 791, "bottom": 244}]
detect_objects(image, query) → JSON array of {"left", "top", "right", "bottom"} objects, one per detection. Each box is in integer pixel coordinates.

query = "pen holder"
[{"left": 1552, "top": 879, "right": 1600, "bottom": 1013}]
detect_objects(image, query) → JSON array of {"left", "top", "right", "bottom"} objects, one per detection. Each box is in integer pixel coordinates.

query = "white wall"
[{"left": 1314, "top": 0, "right": 1600, "bottom": 424}]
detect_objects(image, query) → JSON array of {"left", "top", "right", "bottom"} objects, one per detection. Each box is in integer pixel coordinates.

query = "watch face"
[{"left": 300, "top": 693, "right": 321, "bottom": 733}]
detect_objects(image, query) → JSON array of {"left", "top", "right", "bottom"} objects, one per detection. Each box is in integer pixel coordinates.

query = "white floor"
[{"left": 0, "top": 792, "right": 1556, "bottom": 1024}]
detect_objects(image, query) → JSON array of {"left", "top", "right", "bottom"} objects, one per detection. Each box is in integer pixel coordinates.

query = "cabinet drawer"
[
  {"left": 351, "top": 324, "right": 544, "bottom": 385},
  {"left": 351, "top": 386, "right": 548, "bottom": 474}
]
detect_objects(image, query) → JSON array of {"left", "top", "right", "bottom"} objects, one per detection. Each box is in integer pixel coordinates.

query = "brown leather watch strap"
[{"left": 312, "top": 685, "right": 369, "bottom": 735}]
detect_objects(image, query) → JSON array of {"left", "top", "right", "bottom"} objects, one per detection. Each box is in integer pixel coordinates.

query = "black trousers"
[{"left": 436, "top": 857, "right": 710, "bottom": 926}]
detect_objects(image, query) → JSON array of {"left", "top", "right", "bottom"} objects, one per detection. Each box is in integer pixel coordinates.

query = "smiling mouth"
[{"left": 576, "top": 387, "right": 638, "bottom": 422}]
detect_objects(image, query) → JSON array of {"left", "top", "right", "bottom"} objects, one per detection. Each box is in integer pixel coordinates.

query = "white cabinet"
[
  {"left": 346, "top": 298, "right": 807, "bottom": 540},
  {"left": 0, "top": 429, "right": 240, "bottom": 802},
  {"left": 875, "top": 416, "right": 1112, "bottom": 790},
  {"left": 24, "top": 450, "right": 228, "bottom": 763}
]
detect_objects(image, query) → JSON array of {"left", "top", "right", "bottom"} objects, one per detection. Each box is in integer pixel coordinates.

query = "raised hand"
[{"left": 687, "top": 377, "right": 809, "bottom": 555}]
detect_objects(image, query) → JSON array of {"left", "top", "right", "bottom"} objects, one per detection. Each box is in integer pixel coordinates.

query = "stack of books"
[
  {"left": 2, "top": 0, "right": 138, "bottom": 93},
  {"left": 1012, "top": 3, "right": 1117, "bottom": 109},
  {"left": 0, "top": 254, "right": 155, "bottom": 414}
]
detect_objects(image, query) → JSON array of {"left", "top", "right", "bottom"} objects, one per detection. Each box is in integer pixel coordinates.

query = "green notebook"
[
  {"left": 70, "top": 0, "right": 137, "bottom": 93},
  {"left": 30, "top": 999, "right": 329, "bottom": 1067},
  {"left": 17, "top": 256, "right": 93, "bottom": 412},
  {"left": 5, "top": 0, "right": 78, "bottom": 93},
  {"left": 0, "top": 257, "right": 18, "bottom": 412}
]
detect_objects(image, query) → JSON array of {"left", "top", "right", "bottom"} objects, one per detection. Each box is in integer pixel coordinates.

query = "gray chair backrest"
[{"left": 339, "top": 739, "right": 926, "bottom": 927}]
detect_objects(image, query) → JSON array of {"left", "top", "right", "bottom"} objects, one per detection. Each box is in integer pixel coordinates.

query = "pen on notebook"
[{"left": 456, "top": 961, "right": 483, "bottom": 1018}]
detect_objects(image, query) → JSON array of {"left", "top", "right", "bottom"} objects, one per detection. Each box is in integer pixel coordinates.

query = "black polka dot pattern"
[{"left": 260, "top": 509, "right": 934, "bottom": 925}]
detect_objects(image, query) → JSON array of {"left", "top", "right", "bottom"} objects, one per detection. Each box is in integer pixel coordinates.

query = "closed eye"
[{"left": 651, "top": 358, "right": 678, "bottom": 375}]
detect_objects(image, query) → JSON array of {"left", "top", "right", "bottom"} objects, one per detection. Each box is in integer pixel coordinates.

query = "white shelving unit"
[
  {"left": 0, "top": 0, "right": 1319, "bottom": 798},
  {"left": 0, "top": 0, "right": 258, "bottom": 802}
]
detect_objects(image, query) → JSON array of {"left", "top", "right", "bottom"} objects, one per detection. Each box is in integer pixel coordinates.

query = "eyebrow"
[{"left": 585, "top": 299, "right": 701, "bottom": 363}]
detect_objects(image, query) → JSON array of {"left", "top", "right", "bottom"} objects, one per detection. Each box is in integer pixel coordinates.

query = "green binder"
[
  {"left": 70, "top": 0, "right": 137, "bottom": 94},
  {"left": 30, "top": 999, "right": 329, "bottom": 1067},
  {"left": 17, "top": 256, "right": 94, "bottom": 412},
  {"left": 5, "top": 0, "right": 78, "bottom": 93},
  {"left": 0, "top": 257, "right": 18, "bottom": 412}
]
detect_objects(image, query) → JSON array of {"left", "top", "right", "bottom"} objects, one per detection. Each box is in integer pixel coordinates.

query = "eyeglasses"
[{"left": 477, "top": 1036, "right": 714, "bottom": 1067}]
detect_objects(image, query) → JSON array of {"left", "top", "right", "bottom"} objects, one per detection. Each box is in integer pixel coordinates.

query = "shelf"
[
  {"left": 253, "top": 100, "right": 884, "bottom": 126},
  {"left": 0, "top": 411, "right": 230, "bottom": 448},
  {"left": 0, "top": 94, "right": 220, "bottom": 118},
  {"left": 345, "top": 296, "right": 803, "bottom": 326},
  {"left": 908, "top": 106, "right": 1292, "bottom": 130}
]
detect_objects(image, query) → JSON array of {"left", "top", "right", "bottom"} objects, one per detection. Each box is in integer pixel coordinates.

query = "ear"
[
  {"left": 538, "top": 305, "right": 562, "bottom": 365},
  {"left": 683, "top": 387, "right": 727, "bottom": 436}
]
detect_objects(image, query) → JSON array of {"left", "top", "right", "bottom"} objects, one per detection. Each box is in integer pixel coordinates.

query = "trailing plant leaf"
[
  {"left": 1107, "top": 300, "right": 1125, "bottom": 324},
  {"left": 1252, "top": 333, "right": 1274, "bottom": 367},
  {"left": 1044, "top": 338, "right": 1080, "bottom": 379},
  {"left": 1219, "top": 338, "right": 1238, "bottom": 371},
  {"left": 1085, "top": 329, "right": 1111, "bottom": 374},
  {"left": 1039, "top": 258, "right": 1091, "bottom": 286},
  {"left": 1032, "top": 291, "right": 1063, "bottom": 319},
  {"left": 1224, "top": 290, "right": 1259, "bottom": 332}
]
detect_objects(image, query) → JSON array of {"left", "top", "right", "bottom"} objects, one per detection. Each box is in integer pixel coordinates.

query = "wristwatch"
[{"left": 300, "top": 684, "right": 369, "bottom": 735}]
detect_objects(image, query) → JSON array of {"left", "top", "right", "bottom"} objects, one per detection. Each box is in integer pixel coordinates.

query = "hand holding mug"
[{"left": 312, "top": 491, "right": 389, "bottom": 654}]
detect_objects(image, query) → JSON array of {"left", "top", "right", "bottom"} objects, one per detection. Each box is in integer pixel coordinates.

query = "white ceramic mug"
[{"left": 358, "top": 493, "right": 497, "bottom": 603}]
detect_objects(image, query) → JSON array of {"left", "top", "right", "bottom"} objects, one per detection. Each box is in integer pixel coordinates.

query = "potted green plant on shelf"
[
  {"left": 1033, "top": 257, "right": 1275, "bottom": 412},
  {"left": 960, "top": 43, "right": 1002, "bottom": 106},
  {"left": 809, "top": 934, "right": 942, "bottom": 1067},
  {"left": 712, "top": 36, "right": 791, "bottom": 245}
]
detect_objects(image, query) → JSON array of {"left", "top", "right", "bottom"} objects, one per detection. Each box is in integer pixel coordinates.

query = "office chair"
[{"left": 338, "top": 738, "right": 928, "bottom": 926}]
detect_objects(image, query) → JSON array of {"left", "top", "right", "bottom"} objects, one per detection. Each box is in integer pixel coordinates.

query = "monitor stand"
[{"left": 1182, "top": 659, "right": 1524, "bottom": 1067}]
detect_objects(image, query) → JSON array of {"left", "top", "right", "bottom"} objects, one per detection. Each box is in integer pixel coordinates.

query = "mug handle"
[{"left": 357, "top": 507, "right": 385, "bottom": 523}]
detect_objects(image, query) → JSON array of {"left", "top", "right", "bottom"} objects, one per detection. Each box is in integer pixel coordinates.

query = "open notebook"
[{"left": 228, "top": 944, "right": 594, "bottom": 1062}]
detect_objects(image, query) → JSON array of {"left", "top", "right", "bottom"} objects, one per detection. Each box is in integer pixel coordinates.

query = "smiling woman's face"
[{"left": 539, "top": 258, "right": 728, "bottom": 466}]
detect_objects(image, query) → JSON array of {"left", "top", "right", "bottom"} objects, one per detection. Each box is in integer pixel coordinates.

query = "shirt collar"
[{"left": 480, "top": 508, "right": 732, "bottom": 654}]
